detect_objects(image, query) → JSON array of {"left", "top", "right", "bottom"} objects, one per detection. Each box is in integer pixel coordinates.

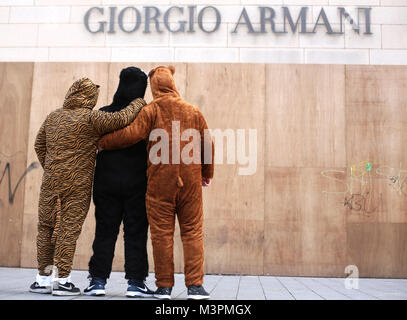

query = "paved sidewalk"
[{"left": 0, "top": 267, "right": 406, "bottom": 300}]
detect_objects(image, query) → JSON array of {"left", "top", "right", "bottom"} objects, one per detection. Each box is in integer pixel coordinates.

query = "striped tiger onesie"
[{"left": 34, "top": 78, "right": 146, "bottom": 280}]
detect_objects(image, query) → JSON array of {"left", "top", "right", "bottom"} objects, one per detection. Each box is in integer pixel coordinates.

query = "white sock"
[
  {"left": 36, "top": 274, "right": 53, "bottom": 287},
  {"left": 54, "top": 275, "right": 71, "bottom": 285}
]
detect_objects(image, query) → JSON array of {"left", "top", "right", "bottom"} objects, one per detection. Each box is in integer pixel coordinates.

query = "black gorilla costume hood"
[
  {"left": 93, "top": 66, "right": 148, "bottom": 195},
  {"left": 111, "top": 67, "right": 148, "bottom": 111}
]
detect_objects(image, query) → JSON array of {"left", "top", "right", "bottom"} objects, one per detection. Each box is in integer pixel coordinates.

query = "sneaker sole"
[
  {"left": 154, "top": 294, "right": 172, "bottom": 300},
  {"left": 52, "top": 290, "right": 81, "bottom": 296},
  {"left": 187, "top": 295, "right": 211, "bottom": 300},
  {"left": 29, "top": 288, "right": 52, "bottom": 294},
  {"left": 126, "top": 291, "right": 154, "bottom": 298},
  {"left": 84, "top": 289, "right": 105, "bottom": 296}
]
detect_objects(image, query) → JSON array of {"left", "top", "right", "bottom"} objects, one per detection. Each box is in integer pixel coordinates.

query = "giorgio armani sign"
[{"left": 84, "top": 6, "right": 373, "bottom": 36}]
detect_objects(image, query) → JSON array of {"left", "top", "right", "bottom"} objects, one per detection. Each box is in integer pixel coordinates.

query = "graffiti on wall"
[
  {"left": 321, "top": 160, "right": 407, "bottom": 216},
  {"left": 0, "top": 152, "right": 39, "bottom": 206}
]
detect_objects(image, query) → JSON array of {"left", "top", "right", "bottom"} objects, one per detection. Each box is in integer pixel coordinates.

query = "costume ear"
[
  {"left": 148, "top": 68, "right": 157, "bottom": 78},
  {"left": 168, "top": 65, "right": 176, "bottom": 75}
]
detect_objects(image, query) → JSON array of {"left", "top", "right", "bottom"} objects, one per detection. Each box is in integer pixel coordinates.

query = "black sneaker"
[
  {"left": 154, "top": 287, "right": 172, "bottom": 300},
  {"left": 52, "top": 281, "right": 81, "bottom": 296},
  {"left": 84, "top": 277, "right": 106, "bottom": 296},
  {"left": 126, "top": 280, "right": 155, "bottom": 298},
  {"left": 29, "top": 282, "right": 52, "bottom": 294},
  {"left": 187, "top": 285, "right": 210, "bottom": 300}
]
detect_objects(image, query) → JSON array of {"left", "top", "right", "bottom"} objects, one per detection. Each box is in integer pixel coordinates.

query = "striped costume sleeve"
[
  {"left": 90, "top": 97, "right": 146, "bottom": 136},
  {"left": 34, "top": 120, "right": 47, "bottom": 169}
]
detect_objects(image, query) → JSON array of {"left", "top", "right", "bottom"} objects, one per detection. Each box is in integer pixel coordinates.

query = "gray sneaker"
[
  {"left": 187, "top": 285, "right": 210, "bottom": 300},
  {"left": 154, "top": 287, "right": 172, "bottom": 300}
]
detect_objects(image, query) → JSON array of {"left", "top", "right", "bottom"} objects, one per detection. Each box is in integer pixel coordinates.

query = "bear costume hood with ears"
[
  {"left": 111, "top": 66, "right": 148, "bottom": 111},
  {"left": 63, "top": 77, "right": 100, "bottom": 110},
  {"left": 148, "top": 65, "right": 180, "bottom": 100}
]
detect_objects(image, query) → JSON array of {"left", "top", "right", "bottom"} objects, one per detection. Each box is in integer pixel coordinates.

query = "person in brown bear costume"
[
  {"left": 29, "top": 78, "right": 146, "bottom": 296},
  {"left": 99, "top": 66, "right": 214, "bottom": 300}
]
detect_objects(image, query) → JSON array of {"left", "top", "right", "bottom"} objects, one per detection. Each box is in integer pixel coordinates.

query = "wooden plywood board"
[
  {"left": 186, "top": 63, "right": 265, "bottom": 222},
  {"left": 0, "top": 63, "right": 34, "bottom": 267},
  {"left": 21, "top": 63, "right": 110, "bottom": 269},
  {"left": 2, "top": 62, "right": 404, "bottom": 280},
  {"left": 204, "top": 218, "right": 264, "bottom": 275},
  {"left": 346, "top": 66, "right": 407, "bottom": 223},
  {"left": 266, "top": 64, "right": 346, "bottom": 168},
  {"left": 347, "top": 223, "right": 407, "bottom": 278},
  {"left": 264, "top": 168, "right": 348, "bottom": 277}
]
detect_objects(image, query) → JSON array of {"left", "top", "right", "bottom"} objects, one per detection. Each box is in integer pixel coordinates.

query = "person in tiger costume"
[
  {"left": 98, "top": 66, "right": 215, "bottom": 300},
  {"left": 29, "top": 77, "right": 146, "bottom": 296}
]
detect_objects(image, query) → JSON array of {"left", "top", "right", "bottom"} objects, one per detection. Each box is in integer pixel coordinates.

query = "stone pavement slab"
[{"left": 0, "top": 267, "right": 406, "bottom": 300}]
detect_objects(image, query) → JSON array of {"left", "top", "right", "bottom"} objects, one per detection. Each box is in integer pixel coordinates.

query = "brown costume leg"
[
  {"left": 53, "top": 186, "right": 91, "bottom": 278},
  {"left": 176, "top": 182, "right": 204, "bottom": 287},
  {"left": 146, "top": 196, "right": 176, "bottom": 288},
  {"left": 37, "top": 184, "right": 59, "bottom": 276}
]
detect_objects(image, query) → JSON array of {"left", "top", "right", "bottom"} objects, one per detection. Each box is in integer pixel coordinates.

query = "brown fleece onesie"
[
  {"left": 99, "top": 66, "right": 214, "bottom": 288},
  {"left": 34, "top": 78, "right": 146, "bottom": 279}
]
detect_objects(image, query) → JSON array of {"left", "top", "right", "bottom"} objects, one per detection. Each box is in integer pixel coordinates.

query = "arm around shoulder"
[
  {"left": 91, "top": 98, "right": 146, "bottom": 136},
  {"left": 99, "top": 104, "right": 155, "bottom": 151}
]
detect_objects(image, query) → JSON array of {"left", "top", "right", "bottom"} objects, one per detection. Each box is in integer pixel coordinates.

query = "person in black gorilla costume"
[{"left": 84, "top": 67, "right": 154, "bottom": 297}]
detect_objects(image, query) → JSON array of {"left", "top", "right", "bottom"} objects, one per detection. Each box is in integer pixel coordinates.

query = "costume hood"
[
  {"left": 63, "top": 77, "right": 100, "bottom": 110},
  {"left": 148, "top": 66, "right": 180, "bottom": 99},
  {"left": 112, "top": 67, "right": 148, "bottom": 110}
]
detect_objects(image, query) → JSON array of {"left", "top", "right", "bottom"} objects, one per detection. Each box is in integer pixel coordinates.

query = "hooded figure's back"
[
  {"left": 94, "top": 67, "right": 148, "bottom": 189},
  {"left": 98, "top": 66, "right": 215, "bottom": 194}
]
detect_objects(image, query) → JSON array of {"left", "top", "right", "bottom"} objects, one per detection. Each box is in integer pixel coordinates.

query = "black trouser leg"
[
  {"left": 123, "top": 188, "right": 149, "bottom": 280},
  {"left": 88, "top": 188, "right": 123, "bottom": 280}
]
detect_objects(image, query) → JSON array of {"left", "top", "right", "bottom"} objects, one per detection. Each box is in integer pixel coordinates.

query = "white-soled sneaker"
[
  {"left": 52, "top": 281, "right": 81, "bottom": 296},
  {"left": 29, "top": 282, "right": 52, "bottom": 294},
  {"left": 126, "top": 280, "right": 155, "bottom": 298},
  {"left": 154, "top": 287, "right": 172, "bottom": 300},
  {"left": 84, "top": 277, "right": 106, "bottom": 296},
  {"left": 187, "top": 285, "right": 210, "bottom": 300}
]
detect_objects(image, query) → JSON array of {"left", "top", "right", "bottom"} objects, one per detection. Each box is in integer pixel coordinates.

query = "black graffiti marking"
[
  {"left": 0, "top": 161, "right": 39, "bottom": 204},
  {"left": 343, "top": 192, "right": 381, "bottom": 216},
  {"left": 390, "top": 176, "right": 399, "bottom": 184},
  {"left": 388, "top": 175, "right": 407, "bottom": 197},
  {"left": 344, "top": 194, "right": 363, "bottom": 211}
]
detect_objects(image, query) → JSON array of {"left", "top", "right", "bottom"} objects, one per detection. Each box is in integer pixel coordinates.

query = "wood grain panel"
[
  {"left": 264, "top": 168, "right": 348, "bottom": 277},
  {"left": 346, "top": 66, "right": 407, "bottom": 223},
  {"left": 21, "top": 63, "right": 110, "bottom": 269},
  {"left": 347, "top": 223, "right": 407, "bottom": 278},
  {"left": 266, "top": 64, "right": 346, "bottom": 168},
  {"left": 204, "top": 218, "right": 264, "bottom": 275},
  {"left": 186, "top": 63, "right": 265, "bottom": 222},
  {"left": 0, "top": 63, "right": 34, "bottom": 267}
]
